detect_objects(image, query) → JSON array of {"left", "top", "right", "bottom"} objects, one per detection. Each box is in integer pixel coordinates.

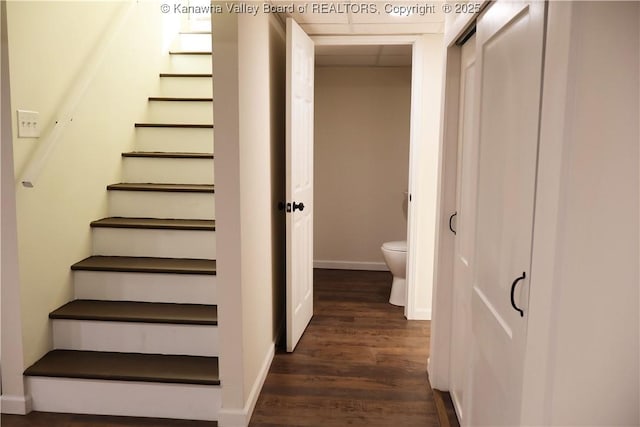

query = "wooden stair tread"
[
  {"left": 91, "top": 217, "right": 215, "bottom": 231},
  {"left": 107, "top": 183, "right": 214, "bottom": 193},
  {"left": 122, "top": 151, "right": 213, "bottom": 159},
  {"left": 149, "top": 97, "right": 212, "bottom": 102},
  {"left": 169, "top": 51, "right": 212, "bottom": 55},
  {"left": 71, "top": 256, "right": 216, "bottom": 275},
  {"left": 135, "top": 123, "right": 213, "bottom": 129},
  {"left": 50, "top": 300, "right": 217, "bottom": 325},
  {"left": 24, "top": 350, "right": 220, "bottom": 385},
  {"left": 159, "top": 73, "right": 212, "bottom": 78}
]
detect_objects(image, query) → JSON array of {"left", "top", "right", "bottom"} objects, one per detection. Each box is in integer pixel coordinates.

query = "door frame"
[{"left": 312, "top": 34, "right": 443, "bottom": 320}]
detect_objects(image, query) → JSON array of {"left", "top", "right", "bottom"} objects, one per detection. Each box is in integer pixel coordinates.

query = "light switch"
[{"left": 17, "top": 110, "right": 40, "bottom": 138}]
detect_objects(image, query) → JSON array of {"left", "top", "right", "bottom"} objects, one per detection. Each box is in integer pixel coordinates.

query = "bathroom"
[{"left": 313, "top": 44, "right": 412, "bottom": 306}]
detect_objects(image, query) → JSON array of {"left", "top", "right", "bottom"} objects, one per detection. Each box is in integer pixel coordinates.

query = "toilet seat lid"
[{"left": 382, "top": 241, "right": 407, "bottom": 252}]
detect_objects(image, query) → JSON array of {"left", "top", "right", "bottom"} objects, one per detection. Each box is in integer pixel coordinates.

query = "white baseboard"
[
  {"left": 1, "top": 394, "right": 33, "bottom": 415},
  {"left": 313, "top": 260, "right": 389, "bottom": 271},
  {"left": 408, "top": 307, "right": 432, "bottom": 320},
  {"left": 218, "top": 341, "right": 275, "bottom": 427}
]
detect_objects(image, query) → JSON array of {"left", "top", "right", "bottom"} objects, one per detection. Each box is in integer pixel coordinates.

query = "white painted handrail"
[{"left": 20, "top": 0, "right": 136, "bottom": 188}]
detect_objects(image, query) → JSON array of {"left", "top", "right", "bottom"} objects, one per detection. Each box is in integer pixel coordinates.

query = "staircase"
[{"left": 23, "top": 26, "right": 219, "bottom": 421}]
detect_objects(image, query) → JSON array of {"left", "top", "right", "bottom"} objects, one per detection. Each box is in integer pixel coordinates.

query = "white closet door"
[
  {"left": 468, "top": 0, "right": 545, "bottom": 425},
  {"left": 449, "top": 33, "right": 477, "bottom": 426}
]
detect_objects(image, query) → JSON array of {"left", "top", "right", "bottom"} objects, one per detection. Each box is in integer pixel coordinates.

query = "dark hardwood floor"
[
  {"left": 2, "top": 269, "right": 451, "bottom": 427},
  {"left": 250, "top": 269, "right": 438, "bottom": 427}
]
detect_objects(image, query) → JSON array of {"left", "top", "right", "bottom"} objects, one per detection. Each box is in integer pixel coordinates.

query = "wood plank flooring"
[{"left": 249, "top": 269, "right": 439, "bottom": 427}]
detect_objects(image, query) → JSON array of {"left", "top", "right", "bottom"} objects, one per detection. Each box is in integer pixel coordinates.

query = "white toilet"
[{"left": 381, "top": 240, "right": 407, "bottom": 306}]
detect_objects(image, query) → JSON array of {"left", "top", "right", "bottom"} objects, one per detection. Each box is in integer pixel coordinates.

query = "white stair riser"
[
  {"left": 27, "top": 377, "right": 220, "bottom": 420},
  {"left": 158, "top": 77, "right": 212, "bottom": 98},
  {"left": 134, "top": 127, "right": 214, "bottom": 153},
  {"left": 108, "top": 191, "right": 215, "bottom": 220},
  {"left": 173, "top": 34, "right": 212, "bottom": 52},
  {"left": 123, "top": 157, "right": 214, "bottom": 185},
  {"left": 92, "top": 228, "right": 216, "bottom": 259},
  {"left": 74, "top": 271, "right": 217, "bottom": 304},
  {"left": 52, "top": 320, "right": 218, "bottom": 356},
  {"left": 167, "top": 55, "right": 212, "bottom": 74},
  {"left": 183, "top": 19, "right": 211, "bottom": 33},
  {"left": 145, "top": 101, "right": 213, "bottom": 124}
]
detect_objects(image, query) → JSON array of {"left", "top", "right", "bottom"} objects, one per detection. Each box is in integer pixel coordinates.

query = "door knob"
[{"left": 293, "top": 202, "right": 305, "bottom": 212}]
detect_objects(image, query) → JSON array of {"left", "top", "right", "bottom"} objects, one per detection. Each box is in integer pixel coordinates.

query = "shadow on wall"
[{"left": 268, "top": 15, "right": 286, "bottom": 344}]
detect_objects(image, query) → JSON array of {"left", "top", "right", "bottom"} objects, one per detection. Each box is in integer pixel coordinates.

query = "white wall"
[
  {"left": 524, "top": 2, "right": 639, "bottom": 425},
  {"left": 214, "top": 11, "right": 285, "bottom": 426},
  {"left": 406, "top": 34, "right": 444, "bottom": 320},
  {"left": 314, "top": 66, "right": 411, "bottom": 270},
  {"left": 5, "top": 0, "right": 166, "bottom": 370},
  {"left": 1, "top": 0, "right": 29, "bottom": 414},
  {"left": 238, "top": 9, "right": 285, "bottom": 416},
  {"left": 212, "top": 8, "right": 244, "bottom": 419}
]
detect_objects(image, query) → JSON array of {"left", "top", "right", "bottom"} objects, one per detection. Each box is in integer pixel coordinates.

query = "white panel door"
[
  {"left": 285, "top": 18, "right": 314, "bottom": 352},
  {"left": 449, "top": 33, "right": 477, "bottom": 426},
  {"left": 468, "top": 1, "right": 545, "bottom": 425}
]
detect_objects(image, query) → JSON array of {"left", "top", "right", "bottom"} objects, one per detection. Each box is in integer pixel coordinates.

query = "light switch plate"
[{"left": 17, "top": 109, "right": 40, "bottom": 138}]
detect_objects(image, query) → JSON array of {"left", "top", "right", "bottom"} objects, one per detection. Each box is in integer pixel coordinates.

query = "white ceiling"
[
  {"left": 275, "top": 1, "right": 446, "bottom": 35},
  {"left": 273, "top": 1, "right": 444, "bottom": 67},
  {"left": 315, "top": 44, "right": 412, "bottom": 67}
]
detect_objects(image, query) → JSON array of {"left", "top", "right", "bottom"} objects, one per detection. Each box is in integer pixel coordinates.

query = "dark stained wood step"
[
  {"left": 71, "top": 256, "right": 216, "bottom": 275},
  {"left": 160, "top": 73, "right": 213, "bottom": 78},
  {"left": 122, "top": 151, "right": 214, "bottom": 159},
  {"left": 50, "top": 300, "right": 217, "bottom": 325},
  {"left": 0, "top": 412, "right": 218, "bottom": 426},
  {"left": 107, "top": 183, "right": 214, "bottom": 193},
  {"left": 169, "top": 51, "right": 212, "bottom": 55},
  {"left": 91, "top": 217, "right": 215, "bottom": 231},
  {"left": 24, "top": 350, "right": 220, "bottom": 385},
  {"left": 135, "top": 123, "right": 213, "bottom": 129},
  {"left": 149, "top": 97, "right": 213, "bottom": 102}
]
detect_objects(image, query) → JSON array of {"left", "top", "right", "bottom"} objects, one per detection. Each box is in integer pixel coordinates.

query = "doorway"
[
  {"left": 313, "top": 44, "right": 412, "bottom": 283},
  {"left": 284, "top": 22, "right": 444, "bottom": 352},
  {"left": 295, "top": 33, "right": 443, "bottom": 322}
]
